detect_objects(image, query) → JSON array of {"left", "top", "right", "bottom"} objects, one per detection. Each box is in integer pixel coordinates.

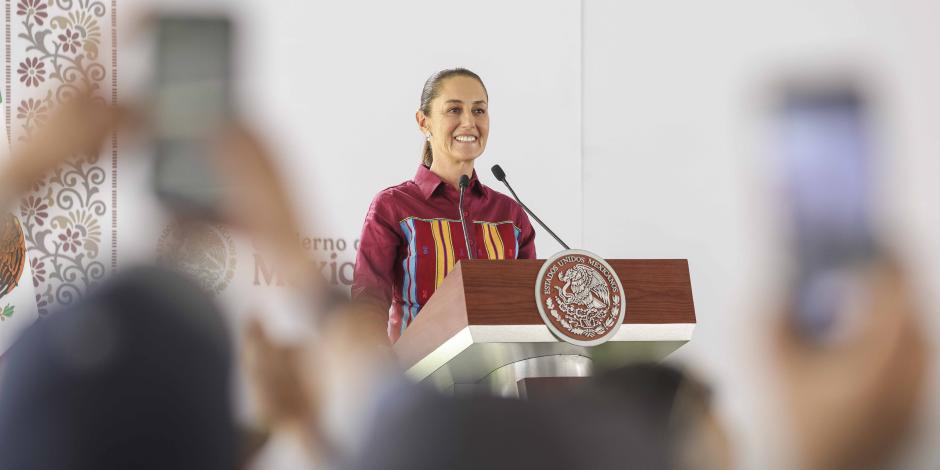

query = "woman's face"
[{"left": 421, "top": 76, "right": 489, "bottom": 165}]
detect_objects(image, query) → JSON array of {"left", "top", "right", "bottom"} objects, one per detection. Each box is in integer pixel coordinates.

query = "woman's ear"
[{"left": 415, "top": 110, "right": 430, "bottom": 136}]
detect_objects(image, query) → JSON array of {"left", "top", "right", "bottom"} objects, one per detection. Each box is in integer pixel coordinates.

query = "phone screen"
[
  {"left": 152, "top": 15, "right": 232, "bottom": 213},
  {"left": 775, "top": 85, "right": 877, "bottom": 339}
]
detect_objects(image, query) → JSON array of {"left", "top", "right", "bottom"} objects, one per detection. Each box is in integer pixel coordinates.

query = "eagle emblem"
[
  {"left": 535, "top": 250, "right": 626, "bottom": 346},
  {"left": 554, "top": 263, "right": 613, "bottom": 322},
  {"left": 0, "top": 213, "right": 27, "bottom": 321},
  {"left": 157, "top": 222, "right": 236, "bottom": 295}
]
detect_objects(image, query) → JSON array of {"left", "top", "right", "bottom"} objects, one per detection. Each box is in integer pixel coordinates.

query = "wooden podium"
[{"left": 393, "top": 259, "right": 696, "bottom": 396}]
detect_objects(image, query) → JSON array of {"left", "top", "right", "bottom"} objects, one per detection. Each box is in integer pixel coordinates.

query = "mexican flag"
[{"left": 0, "top": 91, "right": 40, "bottom": 355}]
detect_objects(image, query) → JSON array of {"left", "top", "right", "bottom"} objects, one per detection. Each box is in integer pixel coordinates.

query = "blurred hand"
[
  {"left": 241, "top": 302, "right": 396, "bottom": 466},
  {"left": 312, "top": 301, "right": 397, "bottom": 457},
  {"left": 217, "top": 125, "right": 398, "bottom": 462},
  {"left": 206, "top": 125, "right": 332, "bottom": 301},
  {"left": 243, "top": 316, "right": 316, "bottom": 432},
  {"left": 774, "top": 259, "right": 928, "bottom": 470},
  {"left": 2, "top": 93, "right": 123, "bottom": 200},
  {"left": 210, "top": 127, "right": 301, "bottom": 250}
]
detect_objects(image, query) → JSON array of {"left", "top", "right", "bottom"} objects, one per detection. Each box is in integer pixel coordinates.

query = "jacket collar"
[{"left": 414, "top": 164, "right": 485, "bottom": 199}]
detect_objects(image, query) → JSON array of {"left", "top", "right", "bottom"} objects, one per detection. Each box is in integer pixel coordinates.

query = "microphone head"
[
  {"left": 491, "top": 164, "right": 506, "bottom": 182},
  {"left": 459, "top": 174, "right": 471, "bottom": 188}
]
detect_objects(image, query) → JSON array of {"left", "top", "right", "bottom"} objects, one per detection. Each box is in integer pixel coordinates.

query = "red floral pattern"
[
  {"left": 30, "top": 258, "right": 45, "bottom": 287},
  {"left": 20, "top": 196, "right": 49, "bottom": 226},
  {"left": 16, "top": 0, "right": 47, "bottom": 26},
  {"left": 57, "top": 228, "right": 82, "bottom": 253},
  {"left": 16, "top": 57, "right": 45, "bottom": 87},
  {"left": 57, "top": 28, "right": 80, "bottom": 54},
  {"left": 10, "top": 0, "right": 115, "bottom": 313},
  {"left": 16, "top": 98, "right": 48, "bottom": 123}
]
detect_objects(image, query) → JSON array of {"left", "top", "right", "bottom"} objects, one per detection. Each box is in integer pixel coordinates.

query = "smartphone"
[
  {"left": 151, "top": 15, "right": 233, "bottom": 215},
  {"left": 774, "top": 81, "right": 878, "bottom": 341}
]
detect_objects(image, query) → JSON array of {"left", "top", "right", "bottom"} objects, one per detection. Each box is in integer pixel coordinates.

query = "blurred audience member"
[
  {"left": 0, "top": 265, "right": 236, "bottom": 470},
  {"left": 774, "top": 257, "right": 928, "bottom": 470},
  {"left": 333, "top": 363, "right": 727, "bottom": 470},
  {"left": 594, "top": 364, "right": 732, "bottom": 470}
]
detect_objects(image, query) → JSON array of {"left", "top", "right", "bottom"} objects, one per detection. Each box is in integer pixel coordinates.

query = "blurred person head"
[
  {"left": 589, "top": 363, "right": 732, "bottom": 470},
  {"left": 345, "top": 363, "right": 730, "bottom": 470},
  {"left": 0, "top": 266, "right": 236, "bottom": 470},
  {"left": 670, "top": 372, "right": 733, "bottom": 470},
  {"left": 416, "top": 67, "right": 489, "bottom": 167}
]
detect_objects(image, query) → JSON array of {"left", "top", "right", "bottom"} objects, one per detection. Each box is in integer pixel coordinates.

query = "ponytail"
[{"left": 422, "top": 140, "right": 433, "bottom": 166}]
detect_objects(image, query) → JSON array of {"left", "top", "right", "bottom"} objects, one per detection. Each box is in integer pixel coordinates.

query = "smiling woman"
[
  {"left": 417, "top": 69, "right": 489, "bottom": 172},
  {"left": 352, "top": 68, "right": 537, "bottom": 343}
]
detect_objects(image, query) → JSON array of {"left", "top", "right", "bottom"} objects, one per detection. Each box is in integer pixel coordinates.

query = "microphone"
[
  {"left": 458, "top": 175, "right": 474, "bottom": 260},
  {"left": 490, "top": 164, "right": 570, "bottom": 250}
]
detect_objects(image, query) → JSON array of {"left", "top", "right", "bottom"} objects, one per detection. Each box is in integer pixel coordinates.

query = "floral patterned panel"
[{"left": 7, "top": 0, "right": 115, "bottom": 315}]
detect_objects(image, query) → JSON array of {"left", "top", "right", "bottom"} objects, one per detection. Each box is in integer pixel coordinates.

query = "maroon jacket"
[{"left": 353, "top": 165, "right": 536, "bottom": 342}]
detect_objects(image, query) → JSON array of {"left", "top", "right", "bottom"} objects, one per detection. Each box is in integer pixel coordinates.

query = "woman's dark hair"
[{"left": 419, "top": 67, "right": 488, "bottom": 166}]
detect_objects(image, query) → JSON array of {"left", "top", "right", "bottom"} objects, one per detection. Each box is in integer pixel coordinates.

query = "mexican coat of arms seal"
[
  {"left": 157, "top": 222, "right": 237, "bottom": 295},
  {"left": 535, "top": 250, "right": 626, "bottom": 346}
]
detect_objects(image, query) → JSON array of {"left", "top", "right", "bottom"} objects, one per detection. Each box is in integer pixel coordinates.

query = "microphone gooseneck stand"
[
  {"left": 490, "top": 164, "right": 570, "bottom": 250},
  {"left": 458, "top": 175, "right": 475, "bottom": 259}
]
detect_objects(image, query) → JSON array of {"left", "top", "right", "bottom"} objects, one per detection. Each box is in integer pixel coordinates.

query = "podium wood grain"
[{"left": 394, "top": 259, "right": 696, "bottom": 371}]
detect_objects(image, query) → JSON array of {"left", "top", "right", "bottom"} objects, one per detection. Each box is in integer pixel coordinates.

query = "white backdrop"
[
  {"left": 117, "top": 0, "right": 582, "bottom": 286},
  {"left": 243, "top": 0, "right": 583, "bottom": 260}
]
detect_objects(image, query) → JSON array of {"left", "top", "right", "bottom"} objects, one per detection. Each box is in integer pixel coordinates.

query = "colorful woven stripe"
[
  {"left": 397, "top": 217, "right": 523, "bottom": 329},
  {"left": 479, "top": 221, "right": 513, "bottom": 260},
  {"left": 399, "top": 219, "right": 419, "bottom": 335}
]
